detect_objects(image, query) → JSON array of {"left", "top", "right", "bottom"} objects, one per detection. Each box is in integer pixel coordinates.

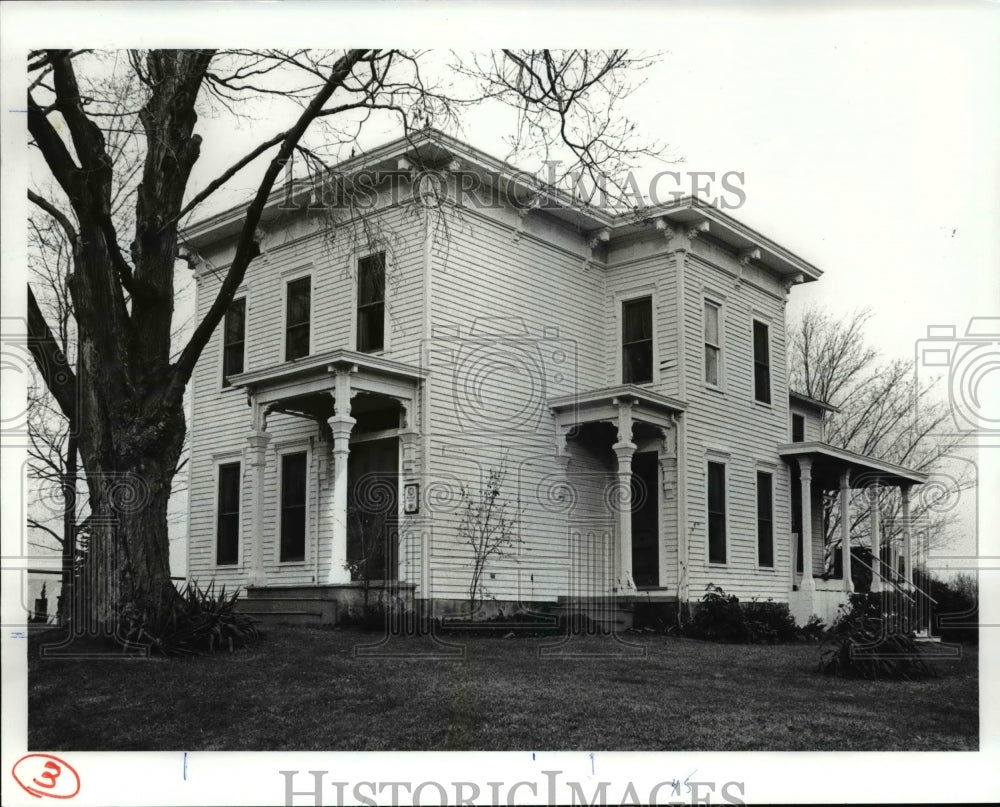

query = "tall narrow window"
[
  {"left": 357, "top": 253, "right": 385, "bottom": 353},
  {"left": 222, "top": 298, "right": 245, "bottom": 387},
  {"left": 753, "top": 320, "right": 771, "bottom": 403},
  {"left": 704, "top": 301, "right": 721, "bottom": 386},
  {"left": 285, "top": 277, "right": 311, "bottom": 361},
  {"left": 622, "top": 296, "right": 653, "bottom": 384},
  {"left": 791, "top": 413, "right": 805, "bottom": 443},
  {"left": 791, "top": 471, "right": 804, "bottom": 573},
  {"left": 216, "top": 462, "right": 241, "bottom": 566},
  {"left": 280, "top": 452, "right": 307, "bottom": 562},
  {"left": 757, "top": 471, "right": 774, "bottom": 567},
  {"left": 707, "top": 461, "right": 727, "bottom": 563}
]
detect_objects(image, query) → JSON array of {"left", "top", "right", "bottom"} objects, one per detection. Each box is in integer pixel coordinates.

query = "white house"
[{"left": 182, "top": 130, "right": 926, "bottom": 627}]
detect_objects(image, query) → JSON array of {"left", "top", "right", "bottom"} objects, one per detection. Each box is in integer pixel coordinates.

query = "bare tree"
[
  {"left": 25, "top": 49, "right": 663, "bottom": 625},
  {"left": 788, "top": 306, "right": 970, "bottom": 567}
]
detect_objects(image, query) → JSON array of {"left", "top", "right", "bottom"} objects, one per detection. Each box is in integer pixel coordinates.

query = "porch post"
[
  {"left": 797, "top": 457, "right": 815, "bottom": 592},
  {"left": 901, "top": 484, "right": 913, "bottom": 589},
  {"left": 840, "top": 469, "right": 853, "bottom": 593},
  {"left": 246, "top": 402, "right": 271, "bottom": 587},
  {"left": 612, "top": 399, "right": 637, "bottom": 595},
  {"left": 869, "top": 482, "right": 882, "bottom": 593},
  {"left": 326, "top": 370, "right": 356, "bottom": 585}
]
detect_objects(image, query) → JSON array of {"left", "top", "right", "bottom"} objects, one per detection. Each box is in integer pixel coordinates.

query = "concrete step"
[{"left": 236, "top": 595, "right": 338, "bottom": 625}]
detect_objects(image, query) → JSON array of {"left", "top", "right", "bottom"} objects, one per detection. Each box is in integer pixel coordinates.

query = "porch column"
[
  {"left": 840, "top": 469, "right": 853, "bottom": 593},
  {"left": 901, "top": 484, "right": 913, "bottom": 589},
  {"left": 797, "top": 457, "right": 815, "bottom": 593},
  {"left": 326, "top": 370, "right": 356, "bottom": 585},
  {"left": 869, "top": 482, "right": 882, "bottom": 594},
  {"left": 612, "top": 399, "right": 637, "bottom": 595},
  {"left": 246, "top": 403, "right": 271, "bottom": 587}
]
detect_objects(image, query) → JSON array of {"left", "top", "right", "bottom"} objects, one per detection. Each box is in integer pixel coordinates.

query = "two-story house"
[{"left": 183, "top": 129, "right": 926, "bottom": 627}]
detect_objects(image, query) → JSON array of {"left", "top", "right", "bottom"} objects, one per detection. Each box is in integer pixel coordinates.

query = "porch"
[{"left": 780, "top": 441, "right": 928, "bottom": 626}]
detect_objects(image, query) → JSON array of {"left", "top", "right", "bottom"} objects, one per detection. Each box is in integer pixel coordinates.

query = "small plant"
[
  {"left": 799, "top": 614, "right": 827, "bottom": 641},
  {"left": 120, "top": 580, "right": 260, "bottom": 655},
  {"left": 684, "top": 584, "right": 749, "bottom": 643},
  {"left": 458, "top": 463, "right": 521, "bottom": 619}
]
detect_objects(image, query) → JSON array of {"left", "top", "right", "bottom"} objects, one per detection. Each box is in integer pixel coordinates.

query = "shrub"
[
  {"left": 120, "top": 581, "right": 260, "bottom": 655},
  {"left": 682, "top": 584, "right": 799, "bottom": 644},
  {"left": 819, "top": 592, "right": 933, "bottom": 680}
]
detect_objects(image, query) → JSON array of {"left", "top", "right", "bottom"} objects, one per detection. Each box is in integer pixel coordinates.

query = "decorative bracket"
[
  {"left": 582, "top": 227, "right": 610, "bottom": 271},
  {"left": 736, "top": 247, "right": 761, "bottom": 288}
]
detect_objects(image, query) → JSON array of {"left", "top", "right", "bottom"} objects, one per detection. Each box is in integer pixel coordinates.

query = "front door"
[
  {"left": 631, "top": 451, "right": 659, "bottom": 587},
  {"left": 346, "top": 437, "right": 399, "bottom": 581}
]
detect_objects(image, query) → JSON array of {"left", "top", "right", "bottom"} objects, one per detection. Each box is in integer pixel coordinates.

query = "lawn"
[{"left": 28, "top": 625, "right": 978, "bottom": 751}]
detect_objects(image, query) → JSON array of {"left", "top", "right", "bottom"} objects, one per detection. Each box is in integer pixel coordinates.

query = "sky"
[{"left": 2, "top": 3, "right": 1000, "bottom": 801}]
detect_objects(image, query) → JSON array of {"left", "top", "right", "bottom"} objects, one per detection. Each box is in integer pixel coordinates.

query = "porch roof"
[
  {"left": 778, "top": 440, "right": 927, "bottom": 488},
  {"left": 228, "top": 348, "right": 425, "bottom": 405},
  {"left": 549, "top": 384, "right": 686, "bottom": 431}
]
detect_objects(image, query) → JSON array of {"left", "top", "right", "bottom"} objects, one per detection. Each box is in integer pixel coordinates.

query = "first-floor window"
[
  {"left": 280, "top": 452, "right": 307, "bottom": 562},
  {"left": 757, "top": 471, "right": 774, "bottom": 567},
  {"left": 216, "top": 462, "right": 241, "bottom": 565},
  {"left": 791, "top": 471, "right": 803, "bottom": 573},
  {"left": 707, "top": 461, "right": 726, "bottom": 563}
]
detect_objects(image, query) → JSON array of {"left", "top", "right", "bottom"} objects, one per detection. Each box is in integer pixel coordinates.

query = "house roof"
[{"left": 182, "top": 128, "right": 822, "bottom": 283}]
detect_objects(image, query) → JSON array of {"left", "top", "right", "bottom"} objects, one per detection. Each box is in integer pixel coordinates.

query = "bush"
[
  {"left": 819, "top": 593, "right": 933, "bottom": 680},
  {"left": 682, "top": 584, "right": 799, "bottom": 644},
  {"left": 120, "top": 581, "right": 260, "bottom": 655}
]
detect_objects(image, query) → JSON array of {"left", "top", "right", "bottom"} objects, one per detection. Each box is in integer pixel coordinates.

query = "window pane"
[
  {"left": 707, "top": 462, "right": 726, "bottom": 563},
  {"left": 705, "top": 345, "right": 720, "bottom": 386},
  {"left": 704, "top": 302, "right": 719, "bottom": 343},
  {"left": 357, "top": 304, "right": 384, "bottom": 353},
  {"left": 287, "top": 278, "right": 311, "bottom": 325},
  {"left": 280, "top": 453, "right": 307, "bottom": 562},
  {"left": 757, "top": 471, "right": 773, "bottom": 567},
  {"left": 623, "top": 297, "right": 652, "bottom": 342},
  {"left": 358, "top": 253, "right": 385, "bottom": 306},
  {"left": 286, "top": 324, "right": 309, "bottom": 361},
  {"left": 216, "top": 463, "right": 240, "bottom": 565},
  {"left": 623, "top": 343, "right": 653, "bottom": 384}
]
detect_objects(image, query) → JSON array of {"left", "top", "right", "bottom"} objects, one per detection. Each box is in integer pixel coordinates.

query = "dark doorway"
[
  {"left": 347, "top": 438, "right": 399, "bottom": 581},
  {"left": 631, "top": 451, "right": 659, "bottom": 587}
]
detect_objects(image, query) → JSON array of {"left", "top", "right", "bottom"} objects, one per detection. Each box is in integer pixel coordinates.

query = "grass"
[{"left": 28, "top": 625, "right": 978, "bottom": 751}]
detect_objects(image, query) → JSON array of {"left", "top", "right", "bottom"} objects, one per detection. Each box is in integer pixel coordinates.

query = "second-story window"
[
  {"left": 792, "top": 413, "right": 805, "bottom": 443},
  {"left": 622, "top": 296, "right": 653, "bottom": 384},
  {"left": 704, "top": 300, "right": 721, "bottom": 386},
  {"left": 357, "top": 252, "right": 385, "bottom": 353},
  {"left": 285, "top": 276, "right": 311, "bottom": 361},
  {"left": 222, "top": 297, "right": 245, "bottom": 387},
  {"left": 753, "top": 320, "right": 771, "bottom": 403}
]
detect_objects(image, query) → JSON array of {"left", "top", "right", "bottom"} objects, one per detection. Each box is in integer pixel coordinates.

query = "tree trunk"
[{"left": 58, "top": 428, "right": 76, "bottom": 626}]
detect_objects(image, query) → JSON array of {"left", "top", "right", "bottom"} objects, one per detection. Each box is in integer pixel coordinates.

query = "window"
[
  {"left": 704, "top": 300, "right": 721, "bottom": 386},
  {"left": 222, "top": 298, "right": 245, "bottom": 387},
  {"left": 757, "top": 471, "right": 774, "bottom": 567},
  {"left": 707, "top": 461, "right": 726, "bottom": 563},
  {"left": 753, "top": 320, "right": 771, "bottom": 403},
  {"left": 357, "top": 253, "right": 385, "bottom": 353},
  {"left": 280, "top": 452, "right": 307, "bottom": 562},
  {"left": 791, "top": 469, "right": 803, "bottom": 573},
  {"left": 285, "top": 277, "right": 311, "bottom": 361},
  {"left": 622, "top": 296, "right": 653, "bottom": 384},
  {"left": 216, "top": 462, "right": 241, "bottom": 566},
  {"left": 792, "top": 413, "right": 805, "bottom": 443}
]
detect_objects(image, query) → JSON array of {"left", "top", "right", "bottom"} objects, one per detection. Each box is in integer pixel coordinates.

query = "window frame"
[
  {"left": 706, "top": 457, "right": 728, "bottom": 565},
  {"left": 756, "top": 469, "right": 775, "bottom": 569},
  {"left": 614, "top": 286, "right": 658, "bottom": 386},
  {"left": 214, "top": 459, "right": 242, "bottom": 567},
  {"left": 621, "top": 294, "right": 655, "bottom": 385},
  {"left": 703, "top": 297, "right": 724, "bottom": 389},
  {"left": 220, "top": 295, "right": 247, "bottom": 389},
  {"left": 355, "top": 251, "right": 387, "bottom": 354},
  {"left": 277, "top": 447, "right": 310, "bottom": 565},
  {"left": 752, "top": 317, "right": 772, "bottom": 405},
  {"left": 281, "top": 269, "right": 313, "bottom": 362}
]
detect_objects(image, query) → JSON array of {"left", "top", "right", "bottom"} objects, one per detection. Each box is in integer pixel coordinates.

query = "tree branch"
[{"left": 27, "top": 284, "right": 78, "bottom": 423}]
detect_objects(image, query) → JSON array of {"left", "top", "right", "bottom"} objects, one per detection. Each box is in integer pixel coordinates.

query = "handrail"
[{"left": 850, "top": 555, "right": 917, "bottom": 604}]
